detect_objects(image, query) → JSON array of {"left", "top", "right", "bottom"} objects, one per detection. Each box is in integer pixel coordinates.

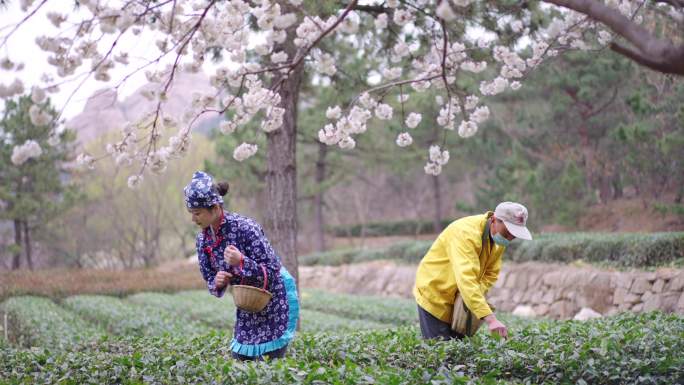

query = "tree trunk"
[
  {"left": 314, "top": 143, "right": 328, "bottom": 252},
  {"left": 23, "top": 221, "right": 33, "bottom": 270},
  {"left": 598, "top": 174, "right": 612, "bottom": 204},
  {"left": 264, "top": 33, "right": 304, "bottom": 285},
  {"left": 612, "top": 172, "right": 623, "bottom": 199},
  {"left": 431, "top": 175, "right": 443, "bottom": 233},
  {"left": 12, "top": 219, "right": 22, "bottom": 270}
]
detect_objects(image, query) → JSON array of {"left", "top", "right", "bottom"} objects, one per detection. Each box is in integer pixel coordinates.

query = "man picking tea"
[{"left": 414, "top": 202, "right": 533, "bottom": 340}]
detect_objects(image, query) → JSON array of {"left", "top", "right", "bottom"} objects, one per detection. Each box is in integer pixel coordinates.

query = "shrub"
[
  {"left": 329, "top": 219, "right": 453, "bottom": 237},
  {"left": 0, "top": 311, "right": 681, "bottom": 384},
  {"left": 1, "top": 296, "right": 103, "bottom": 348},
  {"left": 302, "top": 232, "right": 684, "bottom": 269},
  {"left": 506, "top": 232, "right": 684, "bottom": 267}
]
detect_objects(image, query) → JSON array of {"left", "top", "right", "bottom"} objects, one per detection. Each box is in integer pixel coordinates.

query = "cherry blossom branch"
[
  {"left": 349, "top": 74, "right": 442, "bottom": 107},
  {"left": 544, "top": 0, "right": 684, "bottom": 75},
  {"left": 139, "top": 0, "right": 217, "bottom": 174},
  {"left": 0, "top": 0, "right": 50, "bottom": 50}
]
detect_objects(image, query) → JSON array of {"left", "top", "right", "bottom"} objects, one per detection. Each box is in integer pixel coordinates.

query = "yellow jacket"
[{"left": 413, "top": 212, "right": 504, "bottom": 322}]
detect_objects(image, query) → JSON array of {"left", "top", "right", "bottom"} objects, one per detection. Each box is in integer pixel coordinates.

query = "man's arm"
[
  {"left": 480, "top": 256, "right": 502, "bottom": 294},
  {"left": 446, "top": 237, "right": 492, "bottom": 319}
]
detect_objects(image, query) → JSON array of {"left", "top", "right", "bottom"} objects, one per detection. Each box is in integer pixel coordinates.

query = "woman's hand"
[
  {"left": 224, "top": 245, "right": 243, "bottom": 267},
  {"left": 214, "top": 271, "right": 233, "bottom": 289}
]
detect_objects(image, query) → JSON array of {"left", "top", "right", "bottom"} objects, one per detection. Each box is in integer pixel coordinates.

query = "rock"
[
  {"left": 549, "top": 300, "right": 575, "bottom": 319},
  {"left": 504, "top": 272, "right": 518, "bottom": 289},
  {"left": 652, "top": 279, "right": 665, "bottom": 293},
  {"left": 660, "top": 293, "right": 680, "bottom": 313},
  {"left": 494, "top": 272, "right": 507, "bottom": 289},
  {"left": 624, "top": 293, "right": 641, "bottom": 304},
  {"left": 530, "top": 290, "right": 544, "bottom": 304},
  {"left": 533, "top": 304, "right": 550, "bottom": 316},
  {"left": 642, "top": 294, "right": 661, "bottom": 312},
  {"left": 512, "top": 305, "right": 536, "bottom": 318},
  {"left": 666, "top": 273, "right": 684, "bottom": 292},
  {"left": 512, "top": 291, "right": 524, "bottom": 303},
  {"left": 605, "top": 307, "right": 620, "bottom": 316},
  {"left": 656, "top": 268, "right": 677, "bottom": 281},
  {"left": 630, "top": 277, "right": 651, "bottom": 294},
  {"left": 641, "top": 291, "right": 653, "bottom": 303},
  {"left": 523, "top": 290, "right": 536, "bottom": 302},
  {"left": 542, "top": 290, "right": 556, "bottom": 304},
  {"left": 527, "top": 273, "right": 540, "bottom": 289},
  {"left": 613, "top": 288, "right": 629, "bottom": 305},
  {"left": 542, "top": 272, "right": 559, "bottom": 287},
  {"left": 573, "top": 307, "right": 602, "bottom": 321},
  {"left": 299, "top": 261, "right": 684, "bottom": 319},
  {"left": 612, "top": 274, "right": 633, "bottom": 290}
]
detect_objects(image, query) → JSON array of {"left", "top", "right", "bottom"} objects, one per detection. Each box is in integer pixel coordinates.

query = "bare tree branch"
[
  {"left": 0, "top": 0, "right": 49, "bottom": 50},
  {"left": 345, "top": 3, "right": 388, "bottom": 14},
  {"left": 586, "top": 86, "right": 619, "bottom": 119},
  {"left": 544, "top": 0, "right": 684, "bottom": 75}
]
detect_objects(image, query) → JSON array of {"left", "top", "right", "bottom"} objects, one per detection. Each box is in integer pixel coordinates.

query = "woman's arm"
[
  {"left": 197, "top": 235, "right": 228, "bottom": 298},
  {"left": 225, "top": 222, "right": 282, "bottom": 289}
]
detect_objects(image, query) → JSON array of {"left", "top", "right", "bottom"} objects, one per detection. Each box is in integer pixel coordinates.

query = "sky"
[{"left": 0, "top": 1, "right": 213, "bottom": 120}]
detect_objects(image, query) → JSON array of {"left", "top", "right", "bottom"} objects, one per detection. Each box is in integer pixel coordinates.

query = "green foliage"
[
  {"left": 302, "top": 232, "right": 684, "bottom": 269},
  {"left": 0, "top": 296, "right": 103, "bottom": 348},
  {"left": 0, "top": 311, "right": 681, "bottom": 384},
  {"left": 45, "top": 133, "right": 214, "bottom": 268},
  {"left": 301, "top": 289, "right": 417, "bottom": 326},
  {"left": 469, "top": 50, "right": 683, "bottom": 228},
  {"left": 1, "top": 290, "right": 682, "bottom": 383},
  {"left": 128, "top": 290, "right": 389, "bottom": 334},
  {"left": 128, "top": 291, "right": 237, "bottom": 330},
  {"left": 0, "top": 95, "right": 79, "bottom": 264},
  {"left": 653, "top": 203, "right": 684, "bottom": 218},
  {"left": 300, "top": 240, "right": 432, "bottom": 267},
  {"left": 329, "top": 218, "right": 453, "bottom": 237},
  {"left": 63, "top": 295, "right": 210, "bottom": 337},
  {"left": 507, "top": 232, "right": 684, "bottom": 268}
]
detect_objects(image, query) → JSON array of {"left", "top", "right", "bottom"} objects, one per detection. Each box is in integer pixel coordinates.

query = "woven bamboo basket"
[{"left": 232, "top": 265, "right": 272, "bottom": 312}]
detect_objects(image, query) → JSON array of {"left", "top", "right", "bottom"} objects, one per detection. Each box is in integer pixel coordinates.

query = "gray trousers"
[{"left": 417, "top": 305, "right": 464, "bottom": 340}]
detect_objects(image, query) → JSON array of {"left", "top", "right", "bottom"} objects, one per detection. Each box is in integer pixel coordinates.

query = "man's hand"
[
  {"left": 224, "top": 245, "right": 243, "bottom": 267},
  {"left": 214, "top": 271, "right": 233, "bottom": 289},
  {"left": 484, "top": 314, "right": 508, "bottom": 339}
]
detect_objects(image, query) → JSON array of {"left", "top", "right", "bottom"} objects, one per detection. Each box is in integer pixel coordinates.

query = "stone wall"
[{"left": 299, "top": 261, "right": 684, "bottom": 319}]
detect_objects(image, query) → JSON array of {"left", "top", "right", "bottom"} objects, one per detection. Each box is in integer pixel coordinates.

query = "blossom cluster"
[
  {"left": 11, "top": 140, "right": 42, "bottom": 165},
  {"left": 1, "top": 0, "right": 641, "bottom": 180}
]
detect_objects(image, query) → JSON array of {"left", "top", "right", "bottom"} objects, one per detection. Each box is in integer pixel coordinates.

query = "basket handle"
[{"left": 239, "top": 264, "right": 269, "bottom": 290}]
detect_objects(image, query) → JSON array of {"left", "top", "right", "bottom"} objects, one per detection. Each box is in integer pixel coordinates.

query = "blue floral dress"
[{"left": 196, "top": 211, "right": 299, "bottom": 357}]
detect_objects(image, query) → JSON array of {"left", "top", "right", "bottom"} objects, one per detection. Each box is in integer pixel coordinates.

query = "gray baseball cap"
[{"left": 494, "top": 202, "right": 532, "bottom": 240}]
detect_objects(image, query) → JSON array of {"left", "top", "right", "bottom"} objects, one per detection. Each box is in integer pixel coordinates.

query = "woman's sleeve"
[
  {"left": 197, "top": 234, "right": 227, "bottom": 298},
  {"left": 229, "top": 222, "right": 282, "bottom": 289}
]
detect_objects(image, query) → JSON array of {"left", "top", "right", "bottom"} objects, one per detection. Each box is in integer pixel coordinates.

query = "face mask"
[{"left": 492, "top": 233, "right": 510, "bottom": 247}]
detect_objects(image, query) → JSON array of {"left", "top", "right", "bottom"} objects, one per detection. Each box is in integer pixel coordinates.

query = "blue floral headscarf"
[{"left": 184, "top": 171, "right": 224, "bottom": 208}]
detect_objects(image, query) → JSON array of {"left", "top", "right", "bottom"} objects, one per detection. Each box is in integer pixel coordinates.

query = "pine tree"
[{"left": 0, "top": 95, "right": 78, "bottom": 270}]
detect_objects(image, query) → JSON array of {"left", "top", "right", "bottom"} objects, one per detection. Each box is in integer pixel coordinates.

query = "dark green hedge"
[
  {"left": 300, "top": 232, "right": 684, "bottom": 268},
  {"left": 300, "top": 240, "right": 432, "bottom": 267},
  {"left": 329, "top": 219, "right": 453, "bottom": 237},
  {"left": 506, "top": 232, "right": 684, "bottom": 267}
]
